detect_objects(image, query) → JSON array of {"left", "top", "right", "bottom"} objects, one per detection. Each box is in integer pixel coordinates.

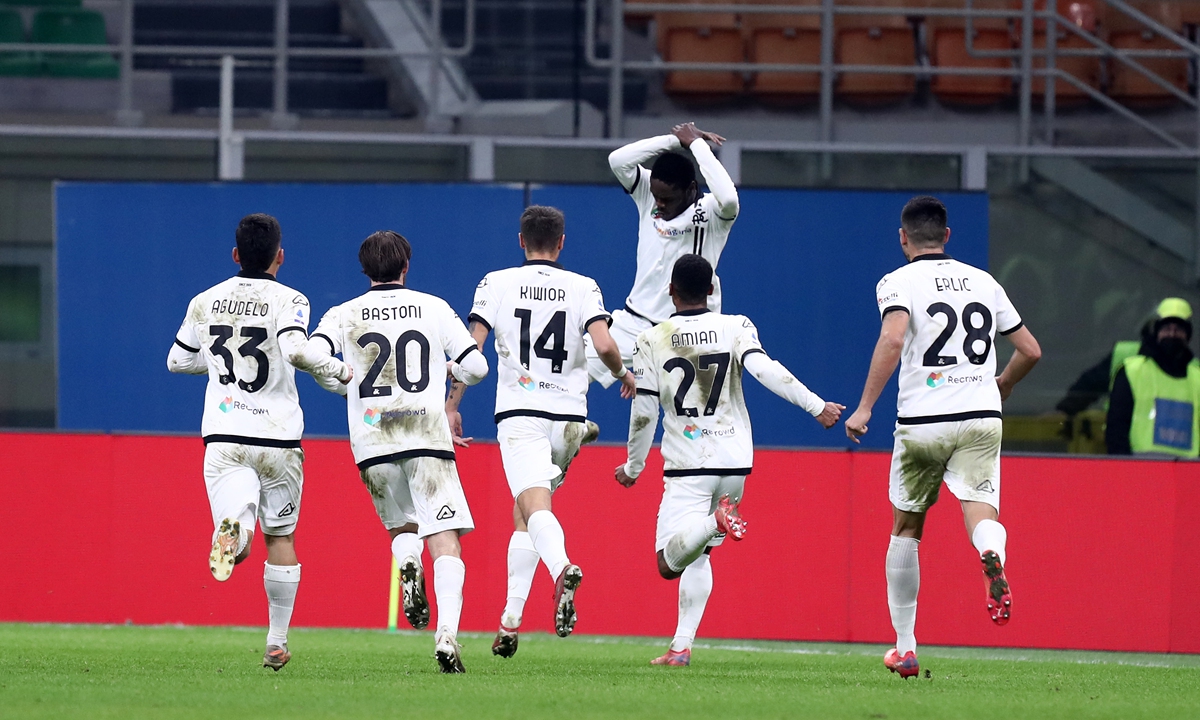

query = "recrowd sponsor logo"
[
  {"left": 518, "top": 376, "right": 536, "bottom": 391},
  {"left": 683, "top": 424, "right": 735, "bottom": 440},
  {"left": 363, "top": 407, "right": 427, "bottom": 426},
  {"left": 517, "top": 376, "right": 568, "bottom": 393},
  {"left": 926, "top": 371, "right": 984, "bottom": 388},
  {"left": 218, "top": 396, "right": 269, "bottom": 415}
]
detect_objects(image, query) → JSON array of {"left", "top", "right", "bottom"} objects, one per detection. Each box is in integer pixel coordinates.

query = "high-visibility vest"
[
  {"left": 1123, "top": 354, "right": 1200, "bottom": 457},
  {"left": 1108, "top": 340, "right": 1141, "bottom": 389}
]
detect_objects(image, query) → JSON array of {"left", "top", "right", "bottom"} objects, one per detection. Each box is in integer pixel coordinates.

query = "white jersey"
[
  {"left": 875, "top": 253, "right": 1023, "bottom": 423},
  {"left": 625, "top": 170, "right": 735, "bottom": 324},
  {"left": 311, "top": 283, "right": 478, "bottom": 469},
  {"left": 174, "top": 272, "right": 312, "bottom": 446},
  {"left": 469, "top": 260, "right": 610, "bottom": 423},
  {"left": 632, "top": 309, "right": 764, "bottom": 475}
]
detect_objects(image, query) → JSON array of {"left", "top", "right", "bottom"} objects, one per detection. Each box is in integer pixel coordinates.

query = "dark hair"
[
  {"left": 901, "top": 196, "right": 949, "bottom": 248},
  {"left": 520, "top": 205, "right": 565, "bottom": 253},
  {"left": 651, "top": 152, "right": 696, "bottom": 190},
  {"left": 235, "top": 213, "right": 282, "bottom": 273},
  {"left": 359, "top": 230, "right": 412, "bottom": 283},
  {"left": 671, "top": 254, "right": 712, "bottom": 305}
]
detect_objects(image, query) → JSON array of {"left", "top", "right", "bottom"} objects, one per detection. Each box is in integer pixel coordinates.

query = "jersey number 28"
[{"left": 923, "top": 302, "right": 993, "bottom": 367}]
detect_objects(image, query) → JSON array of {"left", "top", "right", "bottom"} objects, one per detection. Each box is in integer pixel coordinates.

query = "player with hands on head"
[
  {"left": 585, "top": 121, "right": 740, "bottom": 387},
  {"left": 448, "top": 205, "right": 634, "bottom": 660},
  {"left": 304, "top": 230, "right": 488, "bottom": 673},
  {"left": 616, "top": 254, "right": 843, "bottom": 667},
  {"left": 845, "top": 196, "right": 1041, "bottom": 680},
  {"left": 167, "top": 213, "right": 352, "bottom": 672}
]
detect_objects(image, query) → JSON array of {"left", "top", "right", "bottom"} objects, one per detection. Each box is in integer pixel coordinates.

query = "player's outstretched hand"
[
  {"left": 615, "top": 465, "right": 637, "bottom": 488},
  {"left": 845, "top": 407, "right": 871, "bottom": 444},
  {"left": 816, "top": 402, "right": 845, "bottom": 429},
  {"left": 447, "top": 410, "right": 472, "bottom": 448},
  {"left": 617, "top": 371, "right": 637, "bottom": 399}
]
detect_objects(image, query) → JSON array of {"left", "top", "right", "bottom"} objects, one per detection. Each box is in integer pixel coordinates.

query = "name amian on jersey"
[{"left": 672, "top": 330, "right": 719, "bottom": 348}]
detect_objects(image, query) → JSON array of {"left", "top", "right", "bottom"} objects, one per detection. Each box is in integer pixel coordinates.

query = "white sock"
[
  {"left": 886, "top": 535, "right": 919, "bottom": 656},
  {"left": 526, "top": 510, "right": 570, "bottom": 580},
  {"left": 670, "top": 554, "right": 713, "bottom": 652},
  {"left": 663, "top": 515, "right": 720, "bottom": 573},
  {"left": 391, "top": 532, "right": 424, "bottom": 566},
  {"left": 263, "top": 563, "right": 301, "bottom": 647},
  {"left": 502, "top": 531, "right": 539, "bottom": 629},
  {"left": 972, "top": 519, "right": 1008, "bottom": 566},
  {"left": 433, "top": 555, "right": 466, "bottom": 640}
]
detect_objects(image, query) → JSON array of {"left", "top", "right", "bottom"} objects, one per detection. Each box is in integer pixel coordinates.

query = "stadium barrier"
[{"left": 3, "top": 431, "right": 1197, "bottom": 654}]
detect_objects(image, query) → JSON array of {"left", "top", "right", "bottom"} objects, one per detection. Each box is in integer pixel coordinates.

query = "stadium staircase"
[{"left": 133, "top": 0, "right": 394, "bottom": 115}]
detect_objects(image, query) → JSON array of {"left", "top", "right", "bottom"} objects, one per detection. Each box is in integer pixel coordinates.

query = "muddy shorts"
[
  {"left": 204, "top": 442, "right": 304, "bottom": 536},
  {"left": 888, "top": 417, "right": 1002, "bottom": 513},
  {"left": 655, "top": 474, "right": 746, "bottom": 552},
  {"left": 496, "top": 416, "right": 589, "bottom": 497},
  {"left": 359, "top": 456, "right": 474, "bottom": 538}
]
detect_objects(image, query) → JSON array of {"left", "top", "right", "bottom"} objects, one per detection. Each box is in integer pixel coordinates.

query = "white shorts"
[
  {"left": 359, "top": 456, "right": 474, "bottom": 538},
  {"left": 497, "top": 416, "right": 589, "bottom": 498},
  {"left": 888, "top": 417, "right": 1002, "bottom": 514},
  {"left": 655, "top": 474, "right": 746, "bottom": 552},
  {"left": 203, "top": 442, "right": 304, "bottom": 537},
  {"left": 585, "top": 308, "right": 652, "bottom": 387}
]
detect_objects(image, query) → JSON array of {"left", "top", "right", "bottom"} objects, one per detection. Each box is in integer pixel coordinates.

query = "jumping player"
[
  {"left": 167, "top": 213, "right": 351, "bottom": 671},
  {"left": 306, "top": 230, "right": 488, "bottom": 673},
  {"left": 616, "top": 255, "right": 843, "bottom": 667},
  {"left": 585, "top": 122, "right": 739, "bottom": 386},
  {"left": 845, "top": 196, "right": 1042, "bottom": 679},
  {"left": 451, "top": 205, "right": 635, "bottom": 658}
]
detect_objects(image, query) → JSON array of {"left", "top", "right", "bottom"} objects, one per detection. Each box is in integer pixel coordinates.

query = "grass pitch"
[{"left": 1, "top": 624, "right": 1198, "bottom": 719}]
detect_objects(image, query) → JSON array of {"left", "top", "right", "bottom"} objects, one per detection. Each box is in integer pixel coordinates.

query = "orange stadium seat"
[
  {"left": 744, "top": 0, "right": 822, "bottom": 105},
  {"left": 656, "top": 0, "right": 745, "bottom": 101},
  {"left": 835, "top": 0, "right": 917, "bottom": 106},
  {"left": 1012, "top": 1, "right": 1101, "bottom": 107},
  {"left": 923, "top": 0, "right": 1016, "bottom": 107},
  {"left": 1103, "top": 0, "right": 1187, "bottom": 109}
]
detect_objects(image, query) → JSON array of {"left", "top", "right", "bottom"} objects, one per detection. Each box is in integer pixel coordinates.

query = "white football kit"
[
  {"left": 169, "top": 271, "right": 340, "bottom": 536},
  {"left": 875, "top": 253, "right": 1024, "bottom": 513},
  {"left": 311, "top": 282, "right": 484, "bottom": 538},
  {"left": 624, "top": 309, "right": 827, "bottom": 551},
  {"left": 585, "top": 135, "right": 739, "bottom": 386},
  {"left": 470, "top": 260, "right": 611, "bottom": 497}
]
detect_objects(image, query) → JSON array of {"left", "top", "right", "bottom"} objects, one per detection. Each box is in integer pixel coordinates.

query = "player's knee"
[
  {"left": 425, "top": 530, "right": 462, "bottom": 560},
  {"left": 656, "top": 553, "right": 681, "bottom": 580},
  {"left": 234, "top": 533, "right": 254, "bottom": 564}
]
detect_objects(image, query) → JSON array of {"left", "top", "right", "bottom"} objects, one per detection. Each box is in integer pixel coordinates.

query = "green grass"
[{"left": 1, "top": 624, "right": 1198, "bottom": 719}]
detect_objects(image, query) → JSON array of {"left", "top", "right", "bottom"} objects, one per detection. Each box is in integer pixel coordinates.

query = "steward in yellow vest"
[{"left": 1107, "top": 298, "right": 1200, "bottom": 457}]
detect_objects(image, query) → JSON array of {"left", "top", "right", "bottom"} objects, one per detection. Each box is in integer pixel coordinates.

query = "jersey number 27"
[{"left": 664, "top": 353, "right": 730, "bottom": 417}]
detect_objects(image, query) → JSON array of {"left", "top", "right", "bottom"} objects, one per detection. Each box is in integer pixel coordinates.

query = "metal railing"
[{"left": 586, "top": 0, "right": 1200, "bottom": 148}]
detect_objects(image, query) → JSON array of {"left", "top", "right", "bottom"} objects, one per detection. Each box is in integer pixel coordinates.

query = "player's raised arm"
[
  {"left": 167, "top": 300, "right": 209, "bottom": 375},
  {"left": 608, "top": 133, "right": 682, "bottom": 193},
  {"left": 617, "top": 335, "right": 659, "bottom": 488},
  {"left": 845, "top": 309, "right": 909, "bottom": 443},
  {"left": 738, "top": 320, "right": 843, "bottom": 428},
  {"left": 674, "top": 122, "right": 738, "bottom": 221}
]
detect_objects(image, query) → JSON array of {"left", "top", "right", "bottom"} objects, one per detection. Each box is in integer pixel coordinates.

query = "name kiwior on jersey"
[
  {"left": 174, "top": 271, "right": 311, "bottom": 445},
  {"left": 469, "top": 259, "right": 610, "bottom": 423},
  {"left": 633, "top": 309, "right": 764, "bottom": 475},
  {"left": 311, "top": 283, "right": 478, "bottom": 469},
  {"left": 626, "top": 168, "right": 736, "bottom": 324},
  {"left": 875, "top": 253, "right": 1023, "bottom": 423}
]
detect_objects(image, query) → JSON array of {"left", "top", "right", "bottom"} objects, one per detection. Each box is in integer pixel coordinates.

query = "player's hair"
[
  {"left": 358, "top": 230, "right": 412, "bottom": 283},
  {"left": 901, "top": 196, "right": 949, "bottom": 249},
  {"left": 520, "top": 205, "right": 565, "bottom": 253},
  {"left": 235, "top": 213, "right": 282, "bottom": 273},
  {"left": 651, "top": 152, "right": 696, "bottom": 190},
  {"left": 672, "top": 254, "right": 712, "bottom": 305}
]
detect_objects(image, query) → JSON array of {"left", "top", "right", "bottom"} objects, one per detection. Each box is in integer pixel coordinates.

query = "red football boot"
[
  {"left": 981, "top": 550, "right": 1012, "bottom": 626},
  {"left": 884, "top": 648, "right": 919, "bottom": 679},
  {"left": 650, "top": 648, "right": 691, "bottom": 666},
  {"left": 714, "top": 495, "right": 747, "bottom": 541}
]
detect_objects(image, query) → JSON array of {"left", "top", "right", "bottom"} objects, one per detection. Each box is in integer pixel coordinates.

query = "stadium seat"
[
  {"left": 1028, "top": 1, "right": 1101, "bottom": 106},
  {"left": 1103, "top": 1, "right": 1187, "bottom": 109},
  {"left": 924, "top": 0, "right": 1016, "bottom": 107},
  {"left": 744, "top": 0, "right": 822, "bottom": 105},
  {"left": 656, "top": 0, "right": 745, "bottom": 101},
  {"left": 0, "top": 8, "right": 39, "bottom": 77},
  {"left": 31, "top": 8, "right": 118, "bottom": 78},
  {"left": 835, "top": 0, "right": 917, "bottom": 106}
]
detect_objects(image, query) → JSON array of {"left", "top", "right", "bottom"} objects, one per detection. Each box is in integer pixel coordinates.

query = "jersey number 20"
[
  {"left": 357, "top": 331, "right": 431, "bottom": 397},
  {"left": 664, "top": 353, "right": 731, "bottom": 417}
]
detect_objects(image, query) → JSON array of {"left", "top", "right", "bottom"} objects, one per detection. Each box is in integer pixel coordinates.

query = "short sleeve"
[
  {"left": 310, "top": 306, "right": 343, "bottom": 355},
  {"left": 632, "top": 331, "right": 658, "bottom": 396},
  {"left": 734, "top": 316, "right": 765, "bottom": 365},
  {"left": 580, "top": 278, "right": 611, "bottom": 332},
  {"left": 440, "top": 300, "right": 479, "bottom": 363},
  {"left": 173, "top": 297, "right": 201, "bottom": 353},
  {"left": 276, "top": 291, "right": 312, "bottom": 338},
  {"left": 876, "top": 273, "right": 911, "bottom": 319},
  {"left": 468, "top": 273, "right": 499, "bottom": 331},
  {"left": 995, "top": 283, "right": 1024, "bottom": 336}
]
